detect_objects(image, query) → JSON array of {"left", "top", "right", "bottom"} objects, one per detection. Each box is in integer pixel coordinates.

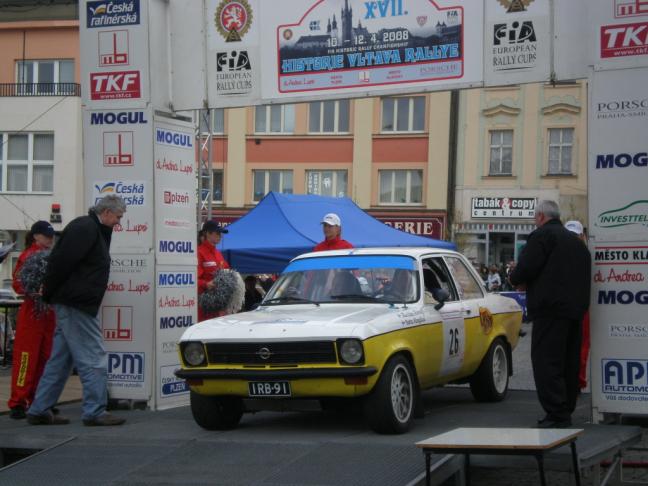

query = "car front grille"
[{"left": 205, "top": 341, "right": 337, "bottom": 365}]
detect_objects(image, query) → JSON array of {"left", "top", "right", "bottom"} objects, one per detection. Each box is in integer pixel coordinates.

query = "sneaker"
[
  {"left": 82, "top": 413, "right": 125, "bottom": 426},
  {"left": 9, "top": 406, "right": 26, "bottom": 420},
  {"left": 27, "top": 412, "right": 70, "bottom": 425}
]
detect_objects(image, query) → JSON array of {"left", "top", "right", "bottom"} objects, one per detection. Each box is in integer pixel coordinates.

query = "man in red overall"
[
  {"left": 197, "top": 220, "right": 229, "bottom": 321},
  {"left": 8, "top": 221, "right": 56, "bottom": 419},
  {"left": 313, "top": 213, "right": 353, "bottom": 252}
]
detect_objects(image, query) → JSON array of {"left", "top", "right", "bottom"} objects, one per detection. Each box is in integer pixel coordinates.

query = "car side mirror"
[{"left": 433, "top": 288, "right": 450, "bottom": 311}]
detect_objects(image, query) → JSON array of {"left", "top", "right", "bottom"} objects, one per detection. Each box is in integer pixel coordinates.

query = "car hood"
[{"left": 180, "top": 304, "right": 398, "bottom": 342}]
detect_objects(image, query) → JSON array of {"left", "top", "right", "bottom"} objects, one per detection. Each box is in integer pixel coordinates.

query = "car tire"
[
  {"left": 364, "top": 355, "right": 415, "bottom": 434},
  {"left": 190, "top": 391, "right": 243, "bottom": 430},
  {"left": 469, "top": 338, "right": 509, "bottom": 402}
]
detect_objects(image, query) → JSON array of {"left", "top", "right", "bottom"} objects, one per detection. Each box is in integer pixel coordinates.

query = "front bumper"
[{"left": 174, "top": 366, "right": 377, "bottom": 380}]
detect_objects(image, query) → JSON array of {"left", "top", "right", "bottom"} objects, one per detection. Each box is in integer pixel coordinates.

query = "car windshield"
[{"left": 263, "top": 255, "right": 420, "bottom": 305}]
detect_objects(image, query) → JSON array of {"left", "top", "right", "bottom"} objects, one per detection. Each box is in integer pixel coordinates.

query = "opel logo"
[{"left": 257, "top": 347, "right": 272, "bottom": 360}]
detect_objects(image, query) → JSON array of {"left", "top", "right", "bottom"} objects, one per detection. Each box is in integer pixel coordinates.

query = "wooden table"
[
  {"left": 0, "top": 299, "right": 22, "bottom": 367},
  {"left": 416, "top": 427, "right": 583, "bottom": 486}
]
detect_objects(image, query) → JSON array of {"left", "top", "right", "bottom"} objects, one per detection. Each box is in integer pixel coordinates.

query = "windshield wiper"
[
  {"left": 330, "top": 294, "right": 386, "bottom": 303},
  {"left": 262, "top": 296, "right": 320, "bottom": 306}
]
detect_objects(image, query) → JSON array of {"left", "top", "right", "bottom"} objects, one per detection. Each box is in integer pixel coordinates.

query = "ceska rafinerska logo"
[{"left": 215, "top": 0, "right": 253, "bottom": 42}]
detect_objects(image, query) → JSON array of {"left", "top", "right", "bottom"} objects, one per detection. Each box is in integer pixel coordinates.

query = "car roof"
[{"left": 293, "top": 247, "right": 460, "bottom": 261}]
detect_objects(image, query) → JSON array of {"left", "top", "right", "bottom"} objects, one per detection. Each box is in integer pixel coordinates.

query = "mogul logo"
[
  {"left": 155, "top": 129, "right": 193, "bottom": 148},
  {"left": 596, "top": 152, "right": 648, "bottom": 168},
  {"left": 108, "top": 352, "right": 144, "bottom": 382},
  {"left": 597, "top": 98, "right": 648, "bottom": 119},
  {"left": 163, "top": 190, "right": 190, "bottom": 207},
  {"left": 598, "top": 290, "right": 648, "bottom": 305},
  {"left": 601, "top": 21, "right": 648, "bottom": 58},
  {"left": 602, "top": 359, "right": 648, "bottom": 394},
  {"left": 215, "top": 0, "right": 253, "bottom": 42},
  {"left": 158, "top": 272, "right": 196, "bottom": 287},
  {"left": 596, "top": 200, "right": 648, "bottom": 228},
  {"left": 87, "top": 0, "right": 140, "bottom": 28},
  {"left": 215, "top": 50, "right": 253, "bottom": 95},
  {"left": 492, "top": 21, "right": 537, "bottom": 71},
  {"left": 90, "top": 71, "right": 141, "bottom": 100},
  {"left": 93, "top": 180, "right": 145, "bottom": 206},
  {"left": 159, "top": 315, "right": 193, "bottom": 329},
  {"left": 90, "top": 111, "right": 148, "bottom": 125},
  {"left": 159, "top": 240, "right": 194, "bottom": 254}
]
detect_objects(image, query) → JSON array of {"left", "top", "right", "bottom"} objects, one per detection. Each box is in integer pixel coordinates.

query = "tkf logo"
[
  {"left": 159, "top": 240, "right": 194, "bottom": 254},
  {"left": 215, "top": 0, "right": 253, "bottom": 42},
  {"left": 103, "top": 131, "right": 133, "bottom": 166},
  {"left": 216, "top": 50, "right": 251, "bottom": 71},
  {"left": 93, "top": 180, "right": 145, "bottom": 206},
  {"left": 158, "top": 272, "right": 196, "bottom": 287},
  {"left": 90, "top": 71, "right": 141, "bottom": 100},
  {"left": 107, "top": 352, "right": 144, "bottom": 382},
  {"left": 596, "top": 152, "right": 647, "bottom": 169},
  {"left": 87, "top": 0, "right": 140, "bottom": 28},
  {"left": 155, "top": 129, "right": 193, "bottom": 148},
  {"left": 598, "top": 290, "right": 648, "bottom": 305},
  {"left": 615, "top": 0, "right": 648, "bottom": 19},
  {"left": 160, "top": 365, "right": 188, "bottom": 396},
  {"left": 596, "top": 200, "right": 648, "bottom": 228},
  {"left": 364, "top": 0, "right": 406, "bottom": 19},
  {"left": 101, "top": 306, "right": 132, "bottom": 341},
  {"left": 98, "top": 30, "right": 129, "bottom": 66},
  {"left": 90, "top": 111, "right": 148, "bottom": 125},
  {"left": 159, "top": 315, "right": 193, "bottom": 329},
  {"left": 163, "top": 190, "right": 190, "bottom": 207},
  {"left": 602, "top": 359, "right": 648, "bottom": 394},
  {"left": 601, "top": 21, "right": 648, "bottom": 58},
  {"left": 494, "top": 21, "right": 536, "bottom": 45}
]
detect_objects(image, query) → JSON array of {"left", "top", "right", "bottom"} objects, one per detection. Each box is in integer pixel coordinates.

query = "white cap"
[
  {"left": 565, "top": 220, "right": 584, "bottom": 235},
  {"left": 321, "top": 213, "right": 341, "bottom": 226}
]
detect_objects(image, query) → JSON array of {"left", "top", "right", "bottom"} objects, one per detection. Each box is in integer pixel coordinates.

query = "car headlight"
[
  {"left": 338, "top": 339, "right": 364, "bottom": 365},
  {"left": 183, "top": 342, "right": 206, "bottom": 367}
]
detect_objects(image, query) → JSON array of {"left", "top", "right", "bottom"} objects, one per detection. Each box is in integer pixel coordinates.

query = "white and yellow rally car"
[{"left": 175, "top": 248, "right": 522, "bottom": 434}]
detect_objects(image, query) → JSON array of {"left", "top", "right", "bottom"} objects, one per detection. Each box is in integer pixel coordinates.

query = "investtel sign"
[{"left": 90, "top": 111, "right": 148, "bottom": 125}]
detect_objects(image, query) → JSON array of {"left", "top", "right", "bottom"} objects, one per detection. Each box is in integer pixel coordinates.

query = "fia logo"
[
  {"left": 493, "top": 21, "right": 536, "bottom": 45},
  {"left": 216, "top": 50, "right": 251, "bottom": 72}
]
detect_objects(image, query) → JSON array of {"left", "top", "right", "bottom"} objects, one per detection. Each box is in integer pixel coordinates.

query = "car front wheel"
[
  {"left": 469, "top": 338, "right": 510, "bottom": 402},
  {"left": 190, "top": 391, "right": 243, "bottom": 430},
  {"left": 364, "top": 355, "right": 415, "bottom": 434}
]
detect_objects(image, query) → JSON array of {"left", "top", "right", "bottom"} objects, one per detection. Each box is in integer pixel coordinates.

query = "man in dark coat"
[
  {"left": 510, "top": 200, "right": 591, "bottom": 428},
  {"left": 27, "top": 195, "right": 127, "bottom": 426}
]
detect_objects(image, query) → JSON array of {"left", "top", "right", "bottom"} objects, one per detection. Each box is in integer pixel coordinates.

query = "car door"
[
  {"left": 443, "top": 255, "right": 488, "bottom": 373},
  {"left": 421, "top": 257, "right": 465, "bottom": 380}
]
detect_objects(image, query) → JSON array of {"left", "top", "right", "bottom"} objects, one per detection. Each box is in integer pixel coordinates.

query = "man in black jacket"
[
  {"left": 510, "top": 200, "right": 591, "bottom": 428},
  {"left": 27, "top": 195, "right": 127, "bottom": 426}
]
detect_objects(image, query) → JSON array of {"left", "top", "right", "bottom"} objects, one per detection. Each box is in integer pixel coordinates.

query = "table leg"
[
  {"left": 425, "top": 451, "right": 431, "bottom": 486},
  {"left": 535, "top": 454, "right": 547, "bottom": 486},
  {"left": 571, "top": 441, "right": 581, "bottom": 486},
  {"left": 465, "top": 454, "right": 470, "bottom": 486}
]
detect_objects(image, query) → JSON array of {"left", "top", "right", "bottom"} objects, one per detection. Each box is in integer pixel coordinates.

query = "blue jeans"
[{"left": 29, "top": 304, "right": 107, "bottom": 420}]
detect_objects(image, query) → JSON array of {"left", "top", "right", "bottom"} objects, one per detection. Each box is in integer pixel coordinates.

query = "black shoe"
[
  {"left": 536, "top": 418, "right": 572, "bottom": 429},
  {"left": 27, "top": 412, "right": 70, "bottom": 425},
  {"left": 9, "top": 406, "right": 26, "bottom": 420},
  {"left": 50, "top": 407, "right": 60, "bottom": 415},
  {"left": 82, "top": 413, "right": 125, "bottom": 426}
]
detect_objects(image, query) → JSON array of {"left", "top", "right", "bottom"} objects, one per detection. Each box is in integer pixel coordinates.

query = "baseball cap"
[
  {"left": 564, "top": 220, "right": 584, "bottom": 235},
  {"left": 30, "top": 220, "right": 55, "bottom": 237},
  {"left": 321, "top": 213, "right": 341, "bottom": 226},
  {"left": 202, "top": 220, "right": 229, "bottom": 234}
]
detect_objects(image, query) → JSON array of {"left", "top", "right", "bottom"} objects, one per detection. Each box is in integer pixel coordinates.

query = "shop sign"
[
  {"left": 471, "top": 197, "right": 536, "bottom": 219},
  {"left": 378, "top": 217, "right": 444, "bottom": 239}
]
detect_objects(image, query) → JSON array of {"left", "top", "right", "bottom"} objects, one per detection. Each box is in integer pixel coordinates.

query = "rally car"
[{"left": 175, "top": 248, "right": 522, "bottom": 434}]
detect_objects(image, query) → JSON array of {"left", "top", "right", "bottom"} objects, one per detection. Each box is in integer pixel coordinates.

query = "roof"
[{"left": 293, "top": 247, "right": 459, "bottom": 260}]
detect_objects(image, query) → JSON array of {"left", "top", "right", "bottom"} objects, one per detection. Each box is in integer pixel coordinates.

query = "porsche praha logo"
[
  {"left": 479, "top": 307, "right": 493, "bottom": 335},
  {"left": 498, "top": 0, "right": 535, "bottom": 12},
  {"left": 215, "top": 0, "right": 253, "bottom": 42}
]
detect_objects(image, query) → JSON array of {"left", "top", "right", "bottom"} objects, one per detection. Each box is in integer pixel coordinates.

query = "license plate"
[{"left": 248, "top": 381, "right": 291, "bottom": 397}]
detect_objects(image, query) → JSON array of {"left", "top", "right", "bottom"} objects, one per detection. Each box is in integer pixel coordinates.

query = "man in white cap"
[
  {"left": 313, "top": 213, "right": 353, "bottom": 252},
  {"left": 565, "top": 220, "right": 590, "bottom": 391}
]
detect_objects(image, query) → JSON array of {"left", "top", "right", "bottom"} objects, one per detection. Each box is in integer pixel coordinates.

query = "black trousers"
[{"left": 531, "top": 317, "right": 582, "bottom": 422}]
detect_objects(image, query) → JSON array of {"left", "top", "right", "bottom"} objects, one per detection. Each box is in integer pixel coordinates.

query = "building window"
[
  {"left": 379, "top": 169, "right": 423, "bottom": 205},
  {"left": 198, "top": 109, "right": 225, "bottom": 134},
  {"left": 253, "top": 170, "right": 293, "bottom": 201},
  {"left": 255, "top": 104, "right": 295, "bottom": 134},
  {"left": 488, "top": 129, "right": 513, "bottom": 175},
  {"left": 1, "top": 133, "right": 54, "bottom": 193},
  {"left": 16, "top": 60, "right": 75, "bottom": 95},
  {"left": 547, "top": 128, "right": 574, "bottom": 175},
  {"left": 381, "top": 96, "right": 425, "bottom": 132},
  {"left": 200, "top": 169, "right": 224, "bottom": 206},
  {"left": 309, "top": 100, "right": 350, "bottom": 133},
  {"left": 306, "top": 170, "right": 348, "bottom": 197}
]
